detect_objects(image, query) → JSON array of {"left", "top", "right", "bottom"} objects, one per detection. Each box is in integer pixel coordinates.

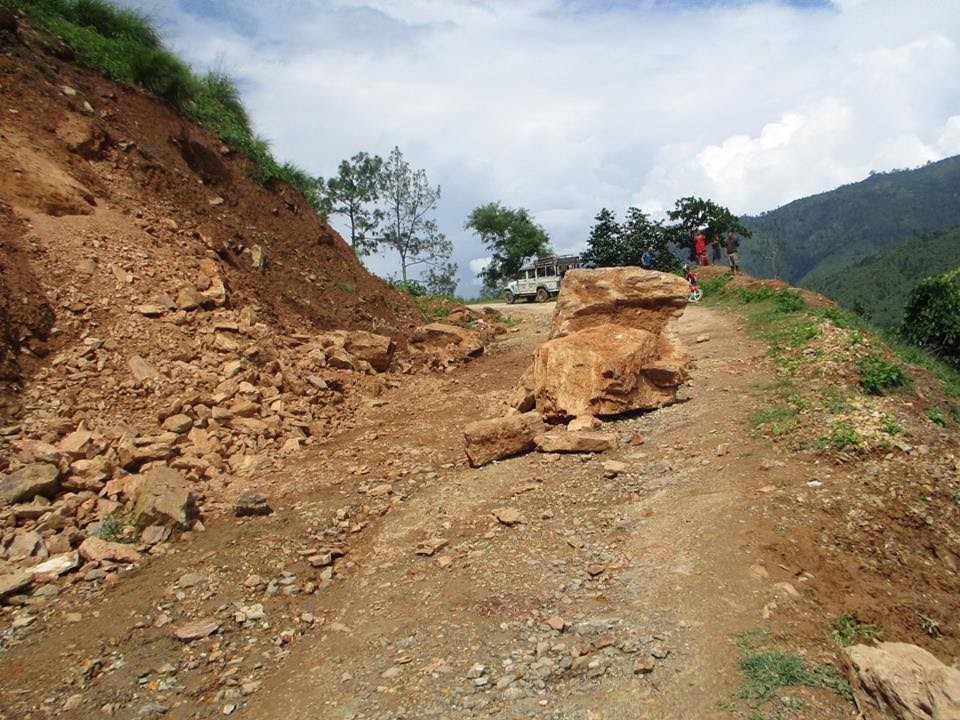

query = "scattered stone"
[
  {"left": 415, "top": 537, "right": 449, "bottom": 556},
  {"left": 602, "top": 460, "right": 629, "bottom": 477},
  {"left": 128, "top": 466, "right": 198, "bottom": 529},
  {"left": 0, "top": 570, "right": 34, "bottom": 600},
  {"left": 547, "top": 614, "right": 566, "bottom": 631},
  {"left": 494, "top": 507, "right": 523, "bottom": 526},
  {"left": 463, "top": 411, "right": 546, "bottom": 467},
  {"left": 78, "top": 537, "right": 141, "bottom": 563},
  {"left": 128, "top": 355, "right": 161, "bottom": 382},
  {"left": 234, "top": 493, "right": 272, "bottom": 517},
  {"left": 0, "top": 463, "right": 60, "bottom": 504},
  {"left": 174, "top": 618, "right": 220, "bottom": 641},
  {"left": 586, "top": 563, "right": 606, "bottom": 577},
  {"left": 633, "top": 656, "right": 655, "bottom": 674},
  {"left": 162, "top": 414, "right": 194, "bottom": 433},
  {"left": 696, "top": 333, "right": 711, "bottom": 343},
  {"left": 31, "top": 551, "right": 79, "bottom": 578}
]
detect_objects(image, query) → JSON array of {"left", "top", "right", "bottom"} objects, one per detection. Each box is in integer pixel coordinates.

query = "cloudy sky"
[{"left": 116, "top": 0, "right": 960, "bottom": 294}]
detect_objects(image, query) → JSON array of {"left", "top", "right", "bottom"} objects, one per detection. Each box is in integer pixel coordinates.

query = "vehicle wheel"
[
  {"left": 504, "top": 291, "right": 515, "bottom": 305},
  {"left": 535, "top": 287, "right": 550, "bottom": 303},
  {"left": 688, "top": 288, "right": 703, "bottom": 303}
]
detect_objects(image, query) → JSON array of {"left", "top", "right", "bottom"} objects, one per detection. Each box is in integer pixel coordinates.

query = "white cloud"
[{"left": 117, "top": 0, "right": 960, "bottom": 293}]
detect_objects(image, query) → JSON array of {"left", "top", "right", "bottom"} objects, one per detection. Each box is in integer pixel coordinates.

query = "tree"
[
  {"left": 316, "top": 152, "right": 384, "bottom": 257},
  {"left": 379, "top": 147, "right": 452, "bottom": 283},
  {"left": 581, "top": 208, "right": 622, "bottom": 267},
  {"left": 900, "top": 268, "right": 960, "bottom": 368},
  {"left": 666, "top": 196, "right": 752, "bottom": 261},
  {"left": 465, "top": 202, "right": 550, "bottom": 295},
  {"left": 424, "top": 261, "right": 459, "bottom": 297},
  {"left": 582, "top": 207, "right": 675, "bottom": 270},
  {"left": 621, "top": 207, "right": 673, "bottom": 270}
]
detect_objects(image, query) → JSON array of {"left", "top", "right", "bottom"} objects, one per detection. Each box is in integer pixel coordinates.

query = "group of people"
[{"left": 694, "top": 228, "right": 739, "bottom": 274}]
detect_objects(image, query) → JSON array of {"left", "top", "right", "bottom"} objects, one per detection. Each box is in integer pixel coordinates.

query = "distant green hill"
[
  {"left": 740, "top": 155, "right": 960, "bottom": 291},
  {"left": 813, "top": 228, "right": 960, "bottom": 328}
]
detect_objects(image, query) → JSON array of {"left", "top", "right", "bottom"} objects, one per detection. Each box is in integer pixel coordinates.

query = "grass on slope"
[
  {"left": 700, "top": 274, "right": 960, "bottom": 453},
  {"left": 3, "top": 0, "right": 319, "bottom": 208}
]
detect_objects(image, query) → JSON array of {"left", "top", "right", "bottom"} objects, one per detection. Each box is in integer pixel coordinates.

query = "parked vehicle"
[{"left": 503, "top": 255, "right": 581, "bottom": 304}]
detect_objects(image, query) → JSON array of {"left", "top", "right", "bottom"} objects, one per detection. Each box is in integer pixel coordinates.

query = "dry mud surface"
[{"left": 1, "top": 301, "right": 870, "bottom": 720}]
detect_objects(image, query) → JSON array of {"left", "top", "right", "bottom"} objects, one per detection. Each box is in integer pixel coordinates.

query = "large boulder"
[
  {"left": 464, "top": 412, "right": 546, "bottom": 467},
  {"left": 0, "top": 463, "right": 60, "bottom": 504},
  {"left": 127, "top": 466, "right": 198, "bottom": 530},
  {"left": 513, "top": 267, "right": 690, "bottom": 421},
  {"left": 516, "top": 323, "right": 688, "bottom": 421},
  {"left": 549, "top": 267, "right": 689, "bottom": 338},
  {"left": 844, "top": 642, "right": 960, "bottom": 720}
]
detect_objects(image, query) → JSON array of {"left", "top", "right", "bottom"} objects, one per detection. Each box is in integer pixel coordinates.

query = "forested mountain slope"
[
  {"left": 740, "top": 155, "right": 960, "bottom": 290},
  {"left": 814, "top": 227, "right": 960, "bottom": 328}
]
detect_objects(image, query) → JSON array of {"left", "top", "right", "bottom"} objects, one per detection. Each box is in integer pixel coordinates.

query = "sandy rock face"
[
  {"left": 549, "top": 267, "right": 689, "bottom": 338},
  {"left": 463, "top": 412, "right": 546, "bottom": 467},
  {"left": 844, "top": 642, "right": 960, "bottom": 720},
  {"left": 514, "top": 268, "right": 690, "bottom": 421}
]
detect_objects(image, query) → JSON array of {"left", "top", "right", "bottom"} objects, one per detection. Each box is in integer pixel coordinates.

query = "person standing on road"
[{"left": 725, "top": 231, "right": 740, "bottom": 275}]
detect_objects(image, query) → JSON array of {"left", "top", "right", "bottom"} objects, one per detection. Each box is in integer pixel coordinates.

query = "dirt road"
[{"left": 0, "top": 303, "right": 848, "bottom": 720}]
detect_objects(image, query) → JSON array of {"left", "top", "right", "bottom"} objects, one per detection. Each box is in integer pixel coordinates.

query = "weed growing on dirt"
[
  {"left": 98, "top": 511, "right": 135, "bottom": 543},
  {"left": 7, "top": 0, "right": 318, "bottom": 206},
  {"left": 927, "top": 408, "right": 947, "bottom": 427},
  {"left": 880, "top": 416, "right": 902, "bottom": 435},
  {"left": 824, "top": 421, "right": 861, "bottom": 450},
  {"left": 734, "top": 630, "right": 853, "bottom": 703},
  {"left": 858, "top": 354, "right": 907, "bottom": 395},
  {"left": 832, "top": 612, "right": 882, "bottom": 647},
  {"left": 918, "top": 613, "right": 942, "bottom": 637}
]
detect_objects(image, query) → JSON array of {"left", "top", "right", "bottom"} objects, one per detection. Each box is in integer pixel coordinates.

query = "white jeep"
[{"left": 503, "top": 255, "right": 581, "bottom": 304}]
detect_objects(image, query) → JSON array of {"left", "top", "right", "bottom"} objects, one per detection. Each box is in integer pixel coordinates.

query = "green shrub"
[
  {"left": 858, "top": 354, "right": 907, "bottom": 395},
  {"left": 832, "top": 612, "right": 882, "bottom": 647},
  {"left": 773, "top": 290, "right": 805, "bottom": 313},
  {"left": 827, "top": 421, "right": 860, "bottom": 449},
  {"left": 395, "top": 280, "right": 428, "bottom": 297},
  {"left": 927, "top": 408, "right": 947, "bottom": 427},
  {"left": 900, "top": 271, "right": 960, "bottom": 369},
  {"left": 700, "top": 273, "right": 731, "bottom": 295}
]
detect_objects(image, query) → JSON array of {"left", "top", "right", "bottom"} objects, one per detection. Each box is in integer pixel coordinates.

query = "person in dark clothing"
[
  {"left": 640, "top": 247, "right": 653, "bottom": 269},
  {"left": 711, "top": 234, "right": 722, "bottom": 262},
  {"left": 725, "top": 231, "right": 740, "bottom": 275}
]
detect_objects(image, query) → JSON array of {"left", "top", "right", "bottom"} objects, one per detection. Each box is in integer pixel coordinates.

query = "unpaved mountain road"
[{"left": 0, "top": 303, "right": 849, "bottom": 720}]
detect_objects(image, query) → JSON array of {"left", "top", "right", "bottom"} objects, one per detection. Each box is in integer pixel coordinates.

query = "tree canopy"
[
  {"left": 666, "top": 196, "right": 752, "bottom": 260},
  {"left": 316, "top": 151, "right": 384, "bottom": 257},
  {"left": 582, "top": 207, "right": 675, "bottom": 271},
  {"left": 379, "top": 147, "right": 453, "bottom": 285},
  {"left": 465, "top": 202, "right": 550, "bottom": 295},
  {"left": 900, "top": 268, "right": 960, "bottom": 368}
]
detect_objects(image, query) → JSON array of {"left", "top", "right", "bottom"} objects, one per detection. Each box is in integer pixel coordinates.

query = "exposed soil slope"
[{"left": 0, "top": 13, "right": 420, "bottom": 408}]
